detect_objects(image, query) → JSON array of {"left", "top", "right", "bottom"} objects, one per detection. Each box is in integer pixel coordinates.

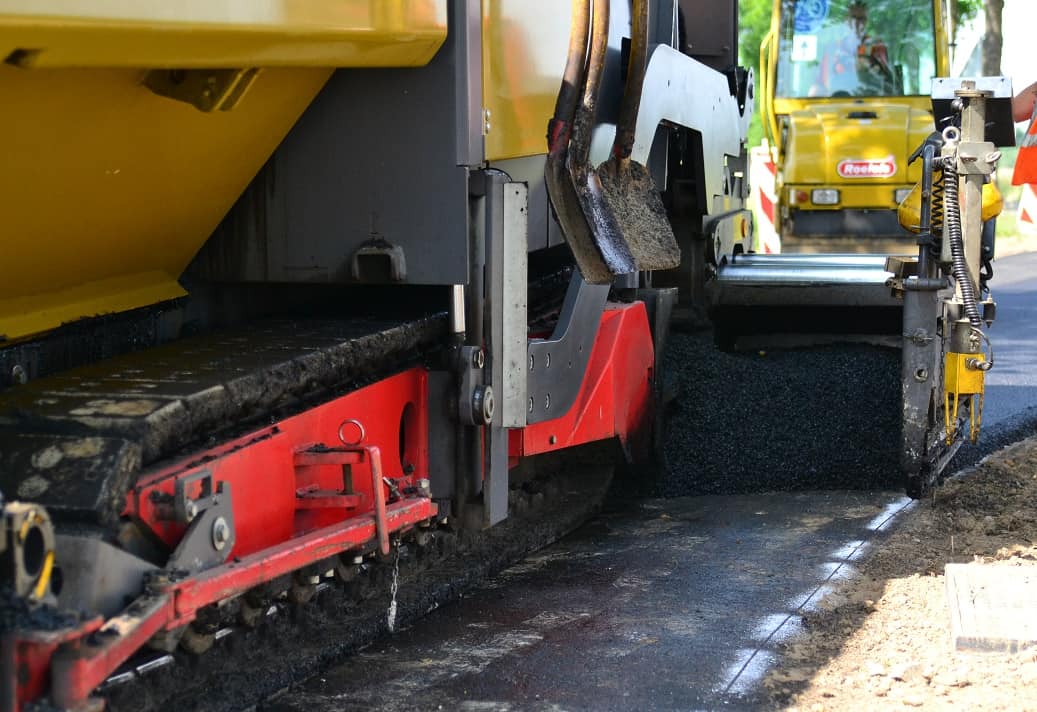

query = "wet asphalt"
[
  {"left": 264, "top": 252, "right": 1037, "bottom": 712},
  {"left": 263, "top": 492, "right": 911, "bottom": 712}
]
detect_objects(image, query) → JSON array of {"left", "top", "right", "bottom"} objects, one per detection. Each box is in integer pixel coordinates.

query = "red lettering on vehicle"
[{"left": 836, "top": 156, "right": 897, "bottom": 179}]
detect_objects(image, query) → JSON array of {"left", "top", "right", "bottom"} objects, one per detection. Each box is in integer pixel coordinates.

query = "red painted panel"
[
  {"left": 515, "top": 302, "right": 654, "bottom": 458},
  {"left": 126, "top": 369, "right": 429, "bottom": 560}
]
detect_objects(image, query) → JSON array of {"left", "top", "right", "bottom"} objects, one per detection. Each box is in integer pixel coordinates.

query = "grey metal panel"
[
  {"left": 489, "top": 155, "right": 548, "bottom": 253},
  {"left": 650, "top": 0, "right": 678, "bottom": 47},
  {"left": 899, "top": 287, "right": 964, "bottom": 494},
  {"left": 677, "top": 0, "right": 738, "bottom": 71},
  {"left": 426, "top": 371, "right": 456, "bottom": 501},
  {"left": 527, "top": 276, "right": 610, "bottom": 425},
  {"left": 482, "top": 172, "right": 513, "bottom": 526},
  {"left": 262, "top": 73, "right": 468, "bottom": 284},
  {"left": 501, "top": 184, "right": 528, "bottom": 429},
  {"left": 632, "top": 45, "right": 748, "bottom": 212},
  {"left": 56, "top": 534, "right": 156, "bottom": 618},
  {"left": 197, "top": 0, "right": 483, "bottom": 287},
  {"left": 455, "top": 0, "right": 485, "bottom": 166}
]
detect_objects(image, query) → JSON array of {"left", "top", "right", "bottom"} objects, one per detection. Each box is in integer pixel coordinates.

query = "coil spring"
[
  {"left": 929, "top": 167, "right": 945, "bottom": 235},
  {"left": 943, "top": 155, "right": 983, "bottom": 328}
]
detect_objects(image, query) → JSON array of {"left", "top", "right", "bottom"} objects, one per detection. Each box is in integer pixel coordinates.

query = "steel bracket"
[
  {"left": 166, "top": 471, "right": 235, "bottom": 573},
  {"left": 144, "top": 68, "right": 261, "bottom": 112},
  {"left": 955, "top": 142, "right": 999, "bottom": 175},
  {"left": 351, "top": 239, "right": 407, "bottom": 282},
  {"left": 705, "top": 208, "right": 753, "bottom": 266},
  {"left": 455, "top": 345, "right": 492, "bottom": 426},
  {"left": 527, "top": 274, "right": 610, "bottom": 424}
]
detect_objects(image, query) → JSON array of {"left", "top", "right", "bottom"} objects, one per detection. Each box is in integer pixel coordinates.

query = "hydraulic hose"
[{"left": 942, "top": 156, "right": 983, "bottom": 328}]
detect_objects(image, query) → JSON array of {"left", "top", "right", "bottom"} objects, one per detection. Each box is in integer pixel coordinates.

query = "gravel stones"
[{"left": 657, "top": 329, "right": 903, "bottom": 495}]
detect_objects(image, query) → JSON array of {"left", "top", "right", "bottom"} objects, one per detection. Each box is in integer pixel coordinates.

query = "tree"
[
  {"left": 738, "top": 0, "right": 775, "bottom": 147},
  {"left": 981, "top": 0, "right": 1004, "bottom": 76},
  {"left": 738, "top": 0, "right": 773, "bottom": 69},
  {"left": 949, "top": 0, "right": 982, "bottom": 53}
]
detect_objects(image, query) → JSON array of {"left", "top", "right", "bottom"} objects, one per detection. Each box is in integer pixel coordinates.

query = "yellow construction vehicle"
[
  {"left": 0, "top": 2, "right": 755, "bottom": 708},
  {"left": 759, "top": 0, "right": 951, "bottom": 251}
]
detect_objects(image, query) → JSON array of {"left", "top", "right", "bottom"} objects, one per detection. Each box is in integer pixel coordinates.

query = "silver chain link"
[{"left": 387, "top": 540, "right": 400, "bottom": 632}]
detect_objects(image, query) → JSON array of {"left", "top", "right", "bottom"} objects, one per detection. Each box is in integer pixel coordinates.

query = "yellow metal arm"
[{"left": 758, "top": 27, "right": 779, "bottom": 163}]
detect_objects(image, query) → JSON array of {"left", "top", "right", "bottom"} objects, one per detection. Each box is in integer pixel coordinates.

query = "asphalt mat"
[{"left": 263, "top": 490, "right": 914, "bottom": 712}]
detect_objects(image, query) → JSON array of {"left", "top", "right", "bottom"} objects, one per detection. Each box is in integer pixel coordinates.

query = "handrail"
[{"left": 758, "top": 26, "right": 780, "bottom": 164}]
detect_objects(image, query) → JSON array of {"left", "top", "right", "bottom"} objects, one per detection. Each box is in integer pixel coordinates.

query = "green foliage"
[
  {"left": 739, "top": 0, "right": 774, "bottom": 69},
  {"left": 953, "top": 0, "right": 982, "bottom": 24},
  {"left": 949, "top": 0, "right": 981, "bottom": 42},
  {"left": 738, "top": 0, "right": 773, "bottom": 147}
]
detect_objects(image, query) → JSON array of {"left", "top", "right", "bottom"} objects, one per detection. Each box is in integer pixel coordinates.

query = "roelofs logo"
[{"left": 836, "top": 156, "right": 897, "bottom": 178}]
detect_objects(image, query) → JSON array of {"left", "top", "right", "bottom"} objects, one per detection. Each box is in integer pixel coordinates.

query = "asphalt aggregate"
[{"left": 658, "top": 329, "right": 903, "bottom": 495}]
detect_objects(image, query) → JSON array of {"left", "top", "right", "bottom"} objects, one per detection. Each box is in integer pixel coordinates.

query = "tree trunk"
[{"left": 982, "top": 0, "right": 1004, "bottom": 76}]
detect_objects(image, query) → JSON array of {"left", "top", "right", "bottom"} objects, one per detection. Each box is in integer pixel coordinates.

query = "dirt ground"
[{"left": 766, "top": 434, "right": 1037, "bottom": 711}]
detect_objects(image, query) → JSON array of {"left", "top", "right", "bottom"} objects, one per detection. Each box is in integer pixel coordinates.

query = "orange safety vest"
[{"left": 1013, "top": 106, "right": 1037, "bottom": 185}]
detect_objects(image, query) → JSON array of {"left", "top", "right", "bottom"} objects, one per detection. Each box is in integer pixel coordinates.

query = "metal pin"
[{"left": 135, "top": 655, "right": 175, "bottom": 676}]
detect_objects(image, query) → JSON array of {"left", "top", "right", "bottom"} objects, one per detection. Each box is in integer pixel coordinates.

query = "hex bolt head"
[
  {"left": 473, "top": 348, "right": 485, "bottom": 369},
  {"left": 10, "top": 364, "right": 27, "bottom": 385},
  {"left": 472, "top": 385, "right": 495, "bottom": 425},
  {"left": 184, "top": 500, "right": 198, "bottom": 523},
  {"left": 211, "top": 516, "right": 230, "bottom": 551}
]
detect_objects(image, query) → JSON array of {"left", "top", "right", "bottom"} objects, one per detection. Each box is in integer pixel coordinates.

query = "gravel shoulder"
[{"left": 766, "top": 434, "right": 1037, "bottom": 710}]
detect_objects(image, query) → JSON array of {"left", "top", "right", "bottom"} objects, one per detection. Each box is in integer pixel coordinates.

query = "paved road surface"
[
  {"left": 266, "top": 493, "right": 911, "bottom": 711},
  {"left": 983, "top": 250, "right": 1037, "bottom": 428},
  {"left": 266, "top": 252, "right": 1036, "bottom": 712}
]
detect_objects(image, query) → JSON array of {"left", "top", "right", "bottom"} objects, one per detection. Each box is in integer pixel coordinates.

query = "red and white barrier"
[
  {"left": 749, "top": 142, "right": 781, "bottom": 254},
  {"left": 1018, "top": 182, "right": 1037, "bottom": 234}
]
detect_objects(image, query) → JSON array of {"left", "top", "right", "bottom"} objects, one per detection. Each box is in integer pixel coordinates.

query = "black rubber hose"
[{"left": 943, "top": 156, "right": 983, "bottom": 328}]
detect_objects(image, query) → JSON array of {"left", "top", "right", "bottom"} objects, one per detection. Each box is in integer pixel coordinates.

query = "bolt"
[
  {"left": 184, "top": 500, "right": 198, "bottom": 523},
  {"left": 909, "top": 329, "right": 931, "bottom": 346},
  {"left": 549, "top": 435, "right": 558, "bottom": 445},
  {"left": 986, "top": 151, "right": 1002, "bottom": 164},
  {"left": 529, "top": 354, "right": 535, "bottom": 371},
  {"left": 211, "top": 517, "right": 230, "bottom": 551},
  {"left": 10, "top": 364, "right": 27, "bottom": 385},
  {"left": 473, "top": 349, "right": 485, "bottom": 369},
  {"left": 914, "top": 368, "right": 929, "bottom": 382},
  {"left": 528, "top": 397, "right": 534, "bottom": 413},
  {"left": 545, "top": 393, "right": 551, "bottom": 410},
  {"left": 472, "top": 385, "right": 495, "bottom": 424}
]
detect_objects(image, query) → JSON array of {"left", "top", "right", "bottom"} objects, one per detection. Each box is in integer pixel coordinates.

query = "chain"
[{"left": 387, "top": 539, "right": 400, "bottom": 632}]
